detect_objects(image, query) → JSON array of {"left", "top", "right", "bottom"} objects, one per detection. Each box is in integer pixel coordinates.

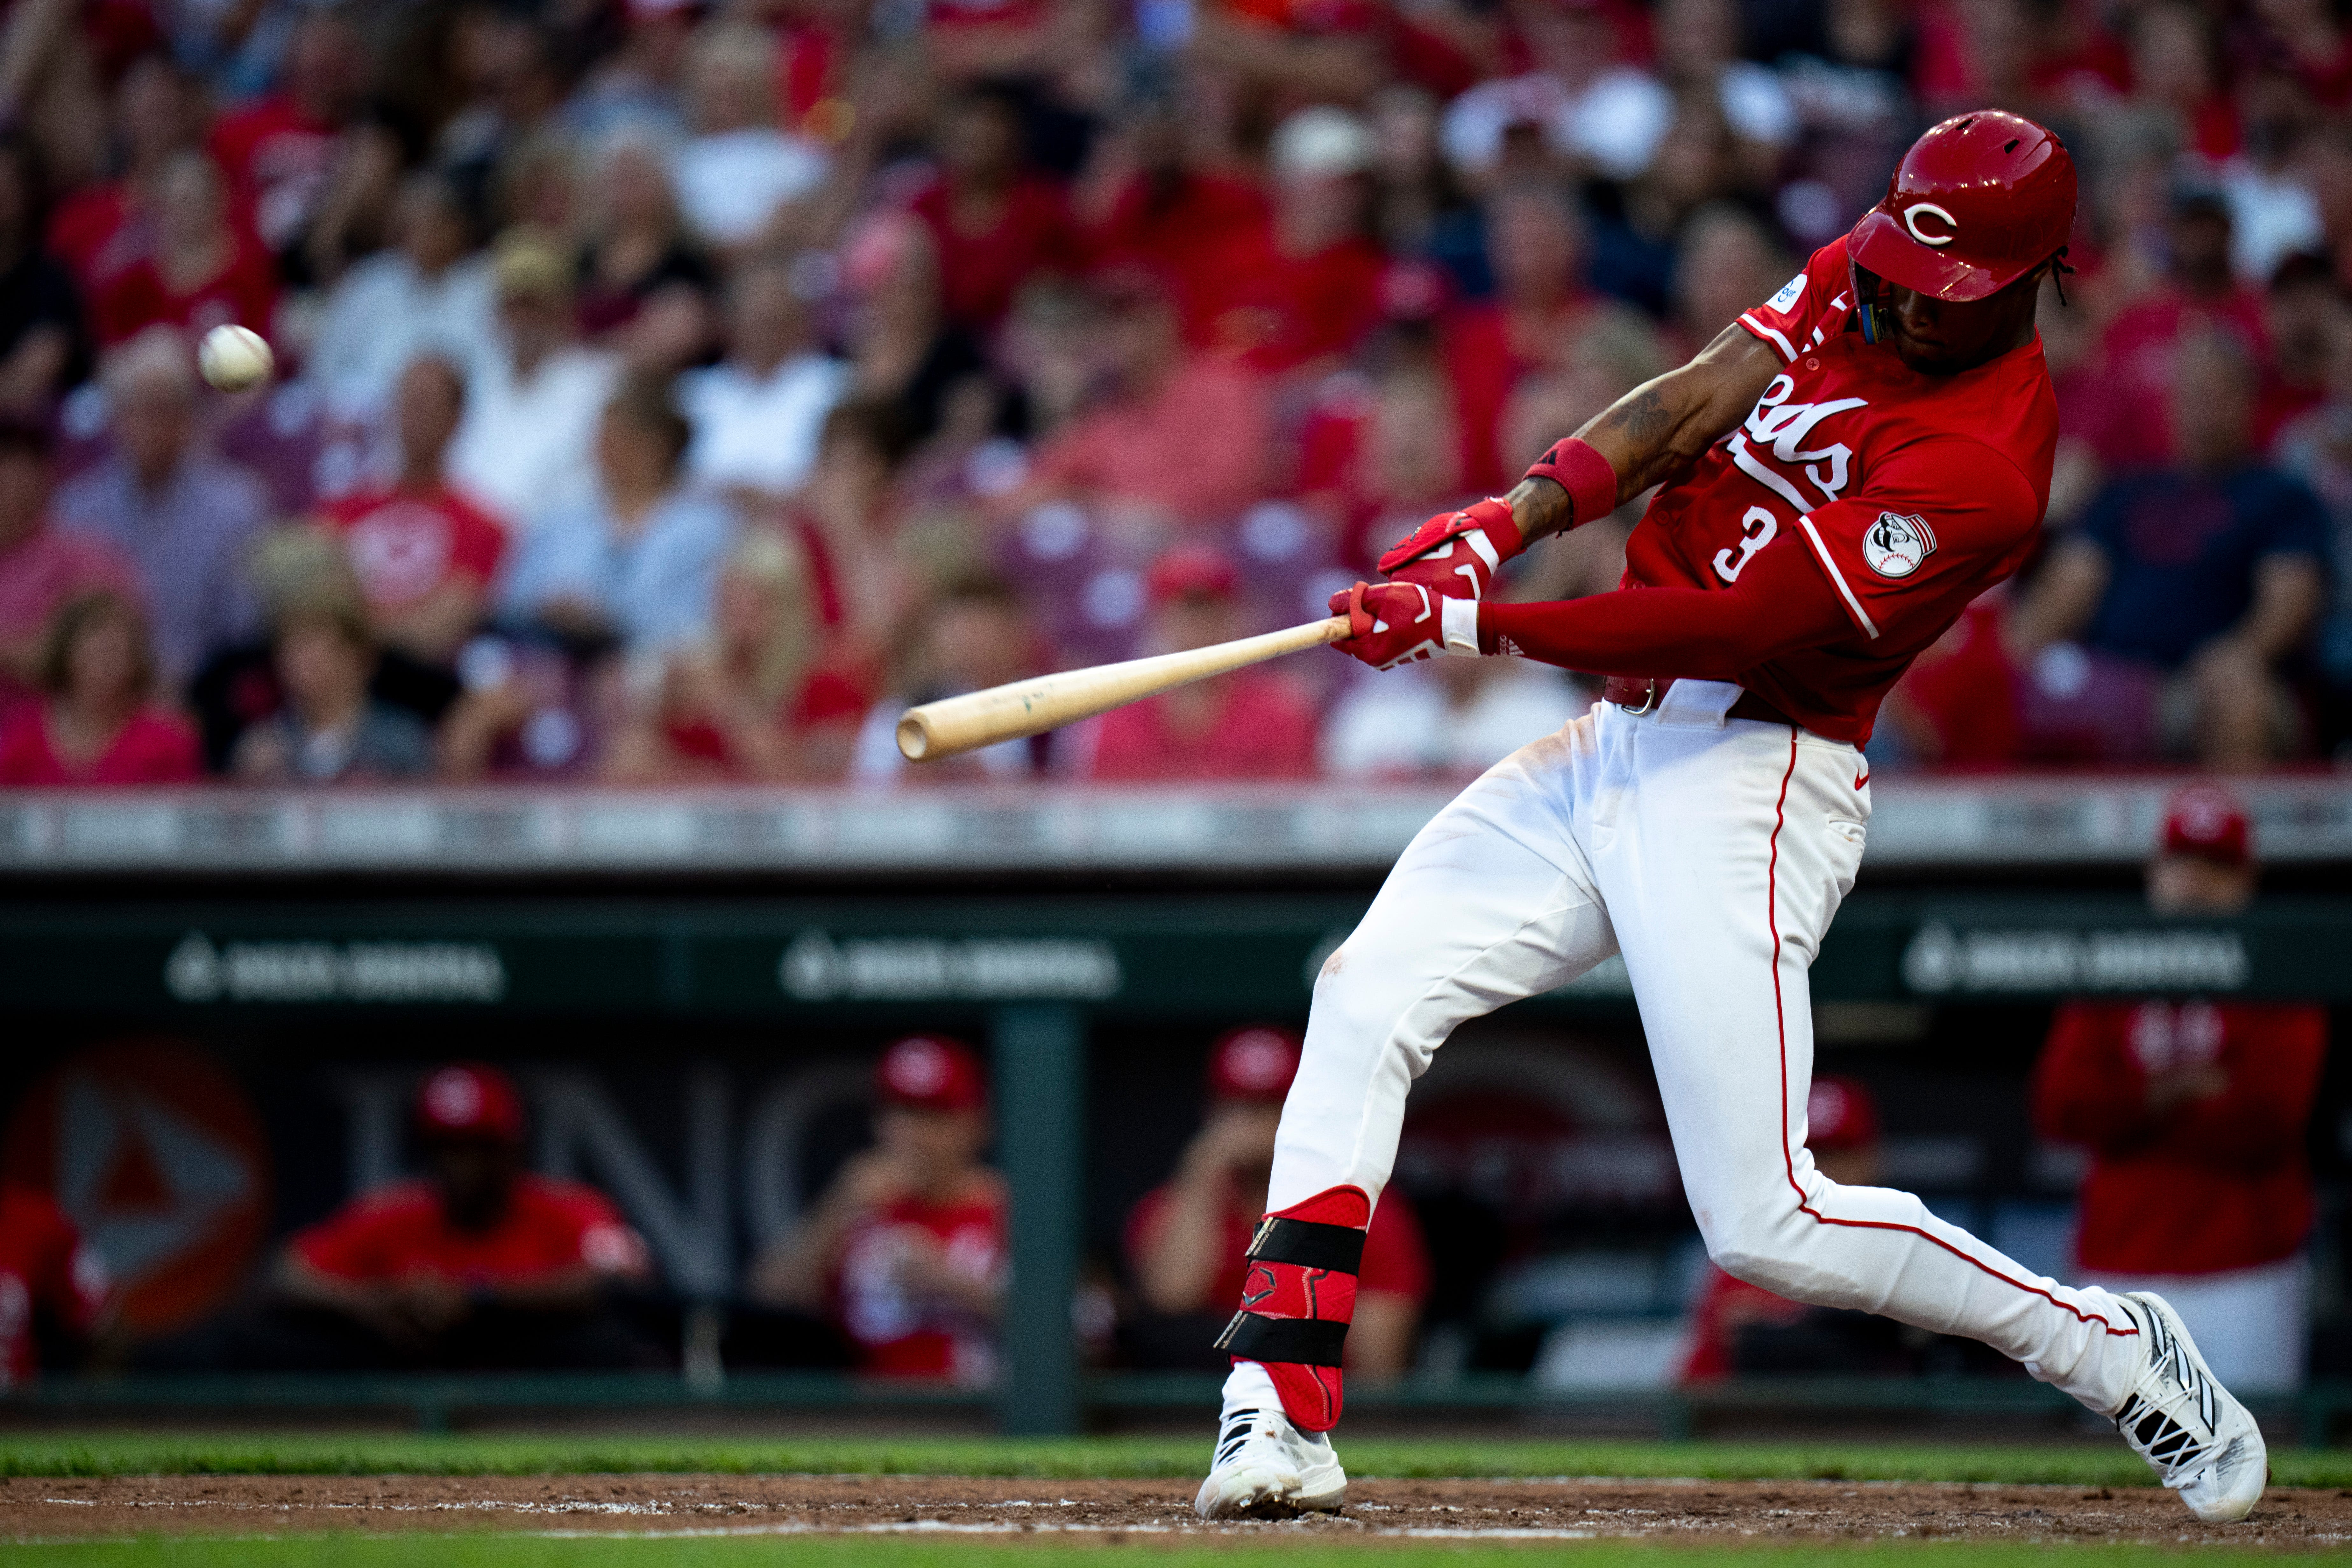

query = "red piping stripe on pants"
[{"left": 1762, "top": 726, "right": 2135, "bottom": 1338}]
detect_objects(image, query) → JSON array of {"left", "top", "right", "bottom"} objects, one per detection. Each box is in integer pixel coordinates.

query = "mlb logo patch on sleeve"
[
  {"left": 1767, "top": 273, "right": 1807, "bottom": 313},
  {"left": 1864, "top": 512, "right": 1936, "bottom": 578}
]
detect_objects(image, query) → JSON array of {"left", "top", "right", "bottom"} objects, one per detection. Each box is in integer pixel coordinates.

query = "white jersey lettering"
[
  {"left": 1739, "top": 376, "right": 1868, "bottom": 505},
  {"left": 1711, "top": 506, "right": 1780, "bottom": 583}
]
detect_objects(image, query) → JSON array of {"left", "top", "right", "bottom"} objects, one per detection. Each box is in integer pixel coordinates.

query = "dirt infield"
[{"left": 5, "top": 1473, "right": 2349, "bottom": 1546}]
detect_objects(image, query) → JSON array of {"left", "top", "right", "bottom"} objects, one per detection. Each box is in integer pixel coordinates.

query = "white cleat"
[
  {"left": 1194, "top": 1405, "right": 1347, "bottom": 1519},
  {"left": 2112, "top": 1291, "right": 2268, "bottom": 1523}
]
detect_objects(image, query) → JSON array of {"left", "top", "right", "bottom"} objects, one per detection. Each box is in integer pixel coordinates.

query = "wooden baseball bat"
[{"left": 898, "top": 614, "right": 1353, "bottom": 762}]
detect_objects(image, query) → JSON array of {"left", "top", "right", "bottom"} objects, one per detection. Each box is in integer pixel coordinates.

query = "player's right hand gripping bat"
[{"left": 896, "top": 615, "right": 1353, "bottom": 762}]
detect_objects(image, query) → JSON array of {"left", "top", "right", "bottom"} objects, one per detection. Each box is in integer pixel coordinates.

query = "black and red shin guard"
[{"left": 1212, "top": 1186, "right": 1370, "bottom": 1432}]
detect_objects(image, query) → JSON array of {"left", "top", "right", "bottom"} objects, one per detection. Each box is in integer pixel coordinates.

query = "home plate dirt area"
[{"left": 6, "top": 1473, "right": 2350, "bottom": 1544}]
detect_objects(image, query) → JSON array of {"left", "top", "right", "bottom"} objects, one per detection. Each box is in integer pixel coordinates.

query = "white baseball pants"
[{"left": 1267, "top": 690, "right": 2143, "bottom": 1415}]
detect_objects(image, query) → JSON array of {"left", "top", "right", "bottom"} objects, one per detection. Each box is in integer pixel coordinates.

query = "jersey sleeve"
[
  {"left": 2170, "top": 1006, "right": 2330, "bottom": 1165},
  {"left": 290, "top": 1200, "right": 394, "bottom": 1280},
  {"left": 1737, "top": 238, "right": 1855, "bottom": 365},
  {"left": 559, "top": 1188, "right": 651, "bottom": 1277},
  {"left": 1789, "top": 436, "right": 2041, "bottom": 643},
  {"left": 2031, "top": 1004, "right": 2149, "bottom": 1150},
  {"left": 447, "top": 496, "right": 510, "bottom": 584}
]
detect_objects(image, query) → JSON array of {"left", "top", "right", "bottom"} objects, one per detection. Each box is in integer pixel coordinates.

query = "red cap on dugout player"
[
  {"left": 876, "top": 1035, "right": 988, "bottom": 1111},
  {"left": 415, "top": 1062, "right": 527, "bottom": 1144},
  {"left": 1208, "top": 1025, "right": 1303, "bottom": 1102},
  {"left": 2161, "top": 784, "right": 2252, "bottom": 868},
  {"left": 1805, "top": 1075, "right": 1880, "bottom": 1151}
]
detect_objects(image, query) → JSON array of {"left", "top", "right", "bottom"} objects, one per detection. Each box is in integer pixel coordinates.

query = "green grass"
[
  {"left": 0, "top": 1540, "right": 2335, "bottom": 1567},
  {"left": 2, "top": 1433, "right": 2351, "bottom": 1489}
]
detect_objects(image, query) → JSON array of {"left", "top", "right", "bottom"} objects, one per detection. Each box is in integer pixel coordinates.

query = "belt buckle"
[{"left": 1619, "top": 678, "right": 1660, "bottom": 716}]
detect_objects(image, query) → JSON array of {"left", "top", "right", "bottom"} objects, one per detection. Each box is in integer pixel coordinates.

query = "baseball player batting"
[{"left": 1196, "top": 110, "right": 2267, "bottom": 1525}]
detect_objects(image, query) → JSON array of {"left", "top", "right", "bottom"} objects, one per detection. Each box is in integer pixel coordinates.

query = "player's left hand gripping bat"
[{"left": 897, "top": 615, "right": 1352, "bottom": 762}]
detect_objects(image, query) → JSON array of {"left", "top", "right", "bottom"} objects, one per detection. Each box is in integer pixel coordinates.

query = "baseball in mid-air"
[{"left": 196, "top": 324, "right": 273, "bottom": 392}]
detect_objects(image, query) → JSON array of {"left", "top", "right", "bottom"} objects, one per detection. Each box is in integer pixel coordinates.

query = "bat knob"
[{"left": 895, "top": 712, "right": 934, "bottom": 762}]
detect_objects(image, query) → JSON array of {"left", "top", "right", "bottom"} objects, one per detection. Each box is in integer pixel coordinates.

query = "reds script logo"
[
  {"left": 1863, "top": 512, "right": 1936, "bottom": 577},
  {"left": 1717, "top": 375, "right": 1868, "bottom": 582}
]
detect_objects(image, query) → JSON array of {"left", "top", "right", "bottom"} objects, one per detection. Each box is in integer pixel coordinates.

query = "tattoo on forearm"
[
  {"left": 1575, "top": 379, "right": 1698, "bottom": 499},
  {"left": 1605, "top": 386, "right": 1674, "bottom": 445},
  {"left": 1508, "top": 476, "right": 1571, "bottom": 543}
]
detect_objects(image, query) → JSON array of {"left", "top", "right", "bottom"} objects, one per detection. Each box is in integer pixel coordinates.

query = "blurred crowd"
[{"left": 2, "top": 0, "right": 2351, "bottom": 784}]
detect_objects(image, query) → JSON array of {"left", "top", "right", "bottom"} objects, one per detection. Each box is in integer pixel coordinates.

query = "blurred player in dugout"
[
  {"left": 258, "top": 1064, "right": 657, "bottom": 1369},
  {"left": 751, "top": 1036, "right": 1008, "bottom": 1383},
  {"left": 1123, "top": 1028, "right": 1429, "bottom": 1377},
  {"left": 2034, "top": 785, "right": 2329, "bottom": 1394},
  {"left": 0, "top": 1180, "right": 114, "bottom": 1386}
]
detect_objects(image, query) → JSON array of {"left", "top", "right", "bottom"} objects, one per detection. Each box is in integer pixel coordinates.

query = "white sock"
[{"left": 1219, "top": 1359, "right": 1280, "bottom": 1418}]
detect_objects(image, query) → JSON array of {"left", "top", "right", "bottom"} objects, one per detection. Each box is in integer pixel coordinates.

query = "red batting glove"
[
  {"left": 1331, "top": 580, "right": 1450, "bottom": 670},
  {"left": 1376, "top": 498, "right": 1524, "bottom": 603}
]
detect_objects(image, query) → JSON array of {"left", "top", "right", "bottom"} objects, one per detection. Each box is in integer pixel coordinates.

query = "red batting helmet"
[{"left": 1847, "top": 110, "right": 2077, "bottom": 306}]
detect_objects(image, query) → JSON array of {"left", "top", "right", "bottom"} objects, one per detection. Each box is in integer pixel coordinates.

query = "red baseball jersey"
[
  {"left": 0, "top": 1183, "right": 112, "bottom": 1386},
  {"left": 1627, "top": 235, "right": 2059, "bottom": 744},
  {"left": 833, "top": 1190, "right": 1008, "bottom": 1381},
  {"left": 320, "top": 485, "right": 508, "bottom": 611},
  {"left": 2034, "top": 1000, "right": 2327, "bottom": 1276},
  {"left": 291, "top": 1175, "right": 649, "bottom": 1286}
]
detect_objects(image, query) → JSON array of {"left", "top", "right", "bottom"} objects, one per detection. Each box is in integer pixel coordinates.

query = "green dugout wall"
[{"left": 6, "top": 889, "right": 2350, "bottom": 1432}]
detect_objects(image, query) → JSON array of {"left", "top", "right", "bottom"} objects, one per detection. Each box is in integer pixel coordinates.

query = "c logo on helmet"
[{"left": 1903, "top": 202, "right": 1958, "bottom": 246}]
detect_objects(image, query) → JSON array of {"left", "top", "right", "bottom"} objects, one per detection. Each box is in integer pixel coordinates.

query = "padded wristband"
[{"left": 1524, "top": 437, "right": 1619, "bottom": 529}]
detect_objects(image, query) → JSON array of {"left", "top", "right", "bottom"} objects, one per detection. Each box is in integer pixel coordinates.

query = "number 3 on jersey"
[{"left": 1713, "top": 506, "right": 1779, "bottom": 582}]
